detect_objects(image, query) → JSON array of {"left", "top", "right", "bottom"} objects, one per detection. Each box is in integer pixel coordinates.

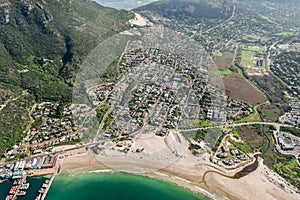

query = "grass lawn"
[
  {"left": 242, "top": 35, "right": 261, "bottom": 42},
  {"left": 214, "top": 69, "right": 232, "bottom": 77},
  {"left": 199, "top": 120, "right": 212, "bottom": 128},
  {"left": 238, "top": 112, "right": 261, "bottom": 122},
  {"left": 238, "top": 105, "right": 261, "bottom": 122},
  {"left": 103, "top": 115, "right": 114, "bottom": 131},
  {"left": 256, "top": 47, "right": 268, "bottom": 54},
  {"left": 187, "top": 120, "right": 224, "bottom": 129},
  {"left": 241, "top": 49, "right": 255, "bottom": 67},
  {"left": 240, "top": 46, "right": 267, "bottom": 67},
  {"left": 228, "top": 137, "right": 253, "bottom": 154},
  {"left": 213, "top": 51, "right": 223, "bottom": 57}
]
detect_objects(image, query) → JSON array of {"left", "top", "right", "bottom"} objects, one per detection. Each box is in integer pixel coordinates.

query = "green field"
[
  {"left": 256, "top": 47, "right": 267, "bottom": 54},
  {"left": 96, "top": 103, "right": 110, "bottom": 122},
  {"left": 241, "top": 49, "right": 256, "bottom": 66},
  {"left": 274, "top": 159, "right": 300, "bottom": 189},
  {"left": 199, "top": 120, "right": 212, "bottom": 128},
  {"left": 238, "top": 110, "right": 261, "bottom": 122},
  {"left": 213, "top": 51, "right": 223, "bottom": 57},
  {"left": 103, "top": 115, "right": 114, "bottom": 131},
  {"left": 214, "top": 69, "right": 232, "bottom": 77},
  {"left": 228, "top": 137, "right": 254, "bottom": 154},
  {"left": 242, "top": 35, "right": 261, "bottom": 42},
  {"left": 240, "top": 46, "right": 267, "bottom": 67}
]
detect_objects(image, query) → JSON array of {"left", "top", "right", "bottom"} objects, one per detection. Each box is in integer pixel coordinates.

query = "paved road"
[
  {"left": 0, "top": 121, "right": 293, "bottom": 167},
  {"left": 178, "top": 121, "right": 292, "bottom": 132}
]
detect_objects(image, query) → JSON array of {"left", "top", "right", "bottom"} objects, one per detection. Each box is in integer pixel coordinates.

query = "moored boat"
[
  {"left": 20, "top": 182, "right": 30, "bottom": 190},
  {"left": 17, "top": 190, "right": 26, "bottom": 196}
]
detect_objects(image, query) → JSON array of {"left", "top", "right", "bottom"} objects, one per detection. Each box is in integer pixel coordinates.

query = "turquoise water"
[
  {"left": 0, "top": 177, "right": 46, "bottom": 200},
  {"left": 46, "top": 172, "right": 210, "bottom": 200}
]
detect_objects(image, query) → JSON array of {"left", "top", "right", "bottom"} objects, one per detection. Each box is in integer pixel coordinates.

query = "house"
[{"left": 221, "top": 145, "right": 229, "bottom": 152}]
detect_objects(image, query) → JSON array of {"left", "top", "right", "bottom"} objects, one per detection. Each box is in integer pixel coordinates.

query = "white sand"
[{"left": 58, "top": 149, "right": 299, "bottom": 200}]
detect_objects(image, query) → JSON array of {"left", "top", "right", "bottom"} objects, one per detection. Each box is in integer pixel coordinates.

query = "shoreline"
[
  {"left": 81, "top": 169, "right": 216, "bottom": 199},
  {"left": 56, "top": 151, "right": 218, "bottom": 199},
  {"left": 54, "top": 150, "right": 299, "bottom": 200}
]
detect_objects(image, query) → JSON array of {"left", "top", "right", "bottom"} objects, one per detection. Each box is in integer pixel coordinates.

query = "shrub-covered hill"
[
  {"left": 0, "top": 0, "right": 133, "bottom": 102},
  {"left": 0, "top": 0, "right": 133, "bottom": 155}
]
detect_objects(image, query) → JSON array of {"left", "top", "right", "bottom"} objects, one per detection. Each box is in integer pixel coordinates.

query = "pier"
[
  {"left": 0, "top": 155, "right": 59, "bottom": 200},
  {"left": 39, "top": 162, "right": 58, "bottom": 200},
  {"left": 5, "top": 176, "right": 29, "bottom": 200}
]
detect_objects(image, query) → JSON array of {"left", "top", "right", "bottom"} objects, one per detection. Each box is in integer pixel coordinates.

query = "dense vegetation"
[
  {"left": 280, "top": 126, "right": 300, "bottom": 138},
  {"left": 135, "top": 0, "right": 232, "bottom": 25},
  {"left": 261, "top": 126, "right": 300, "bottom": 190},
  {"left": 0, "top": 0, "right": 133, "bottom": 93},
  {"left": 0, "top": 94, "right": 35, "bottom": 155},
  {"left": 0, "top": 0, "right": 133, "bottom": 154}
]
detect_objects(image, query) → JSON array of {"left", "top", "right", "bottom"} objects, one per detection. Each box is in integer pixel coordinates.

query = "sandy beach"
[{"left": 56, "top": 149, "right": 299, "bottom": 200}]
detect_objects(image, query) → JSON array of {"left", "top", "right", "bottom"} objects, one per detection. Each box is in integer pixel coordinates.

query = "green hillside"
[
  {"left": 135, "top": 0, "right": 232, "bottom": 22},
  {"left": 0, "top": 0, "right": 133, "bottom": 155}
]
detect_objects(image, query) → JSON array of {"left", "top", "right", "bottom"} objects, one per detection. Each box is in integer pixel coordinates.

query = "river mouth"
[
  {"left": 202, "top": 154, "right": 261, "bottom": 186},
  {"left": 233, "top": 154, "right": 260, "bottom": 179}
]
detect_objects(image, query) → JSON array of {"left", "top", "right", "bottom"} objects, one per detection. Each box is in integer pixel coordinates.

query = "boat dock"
[
  {"left": 37, "top": 163, "right": 58, "bottom": 200},
  {"left": 33, "top": 175, "right": 54, "bottom": 200},
  {"left": 4, "top": 171, "right": 55, "bottom": 200},
  {"left": 5, "top": 176, "right": 29, "bottom": 200},
  {"left": 1, "top": 155, "right": 58, "bottom": 200}
]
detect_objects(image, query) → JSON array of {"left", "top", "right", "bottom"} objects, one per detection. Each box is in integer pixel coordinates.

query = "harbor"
[
  {"left": 0, "top": 155, "right": 58, "bottom": 200},
  {"left": 0, "top": 176, "right": 52, "bottom": 200},
  {"left": 6, "top": 176, "right": 29, "bottom": 200}
]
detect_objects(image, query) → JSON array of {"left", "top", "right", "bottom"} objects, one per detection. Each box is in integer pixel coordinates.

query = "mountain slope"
[
  {"left": 0, "top": 0, "right": 133, "bottom": 155},
  {"left": 135, "top": 0, "right": 233, "bottom": 22},
  {"left": 0, "top": 0, "right": 133, "bottom": 99}
]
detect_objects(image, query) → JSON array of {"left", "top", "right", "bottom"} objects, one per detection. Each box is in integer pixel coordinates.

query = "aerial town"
[
  {"left": 0, "top": 0, "right": 300, "bottom": 199},
  {"left": 279, "top": 99, "right": 300, "bottom": 128},
  {"left": 271, "top": 43, "right": 300, "bottom": 96},
  {"left": 3, "top": 102, "right": 80, "bottom": 161},
  {"left": 85, "top": 45, "right": 244, "bottom": 145},
  {"left": 274, "top": 130, "right": 300, "bottom": 166},
  {"left": 1, "top": 34, "right": 300, "bottom": 198}
]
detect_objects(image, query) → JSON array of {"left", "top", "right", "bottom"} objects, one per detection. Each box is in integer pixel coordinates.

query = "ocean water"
[
  {"left": 46, "top": 172, "right": 210, "bottom": 200},
  {"left": 0, "top": 177, "right": 47, "bottom": 200},
  {"left": 94, "top": 0, "right": 158, "bottom": 10},
  {"left": 0, "top": 180, "right": 12, "bottom": 200}
]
